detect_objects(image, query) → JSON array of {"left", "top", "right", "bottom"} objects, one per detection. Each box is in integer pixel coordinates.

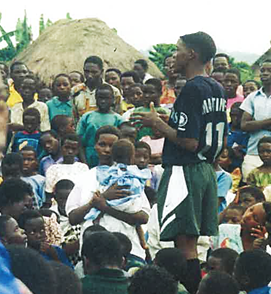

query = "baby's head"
[
  {"left": 111, "top": 139, "right": 135, "bottom": 165},
  {"left": 223, "top": 205, "right": 246, "bottom": 224}
]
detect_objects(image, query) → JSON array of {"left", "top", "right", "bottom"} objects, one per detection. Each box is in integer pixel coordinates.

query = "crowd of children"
[{"left": 1, "top": 30, "right": 271, "bottom": 294}]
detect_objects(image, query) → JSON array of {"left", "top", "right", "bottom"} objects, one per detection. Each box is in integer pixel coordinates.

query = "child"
[
  {"left": 77, "top": 84, "right": 124, "bottom": 167},
  {"left": 10, "top": 75, "right": 50, "bottom": 132},
  {"left": 1, "top": 152, "right": 24, "bottom": 181},
  {"left": 206, "top": 248, "right": 239, "bottom": 275},
  {"left": 12, "top": 107, "right": 42, "bottom": 156},
  {"left": 112, "top": 232, "right": 132, "bottom": 270},
  {"left": 39, "top": 130, "right": 62, "bottom": 175},
  {"left": 247, "top": 136, "right": 271, "bottom": 190},
  {"left": 132, "top": 78, "right": 170, "bottom": 141},
  {"left": 45, "top": 133, "right": 89, "bottom": 199},
  {"left": 0, "top": 178, "right": 33, "bottom": 221},
  {"left": 222, "top": 205, "right": 246, "bottom": 224},
  {"left": 243, "top": 79, "right": 260, "bottom": 98},
  {"left": 18, "top": 209, "right": 73, "bottom": 268},
  {"left": 38, "top": 87, "right": 53, "bottom": 103},
  {"left": 174, "top": 76, "right": 187, "bottom": 99},
  {"left": 119, "top": 122, "right": 137, "bottom": 144},
  {"left": 227, "top": 102, "right": 249, "bottom": 169},
  {"left": 0, "top": 215, "right": 27, "bottom": 246},
  {"left": 69, "top": 71, "right": 84, "bottom": 88},
  {"left": 211, "top": 201, "right": 271, "bottom": 253},
  {"left": 51, "top": 115, "right": 75, "bottom": 138},
  {"left": 155, "top": 248, "right": 188, "bottom": 294},
  {"left": 46, "top": 74, "right": 72, "bottom": 121},
  {"left": 84, "top": 139, "right": 151, "bottom": 221},
  {"left": 50, "top": 179, "right": 81, "bottom": 265},
  {"left": 20, "top": 146, "right": 46, "bottom": 209}
]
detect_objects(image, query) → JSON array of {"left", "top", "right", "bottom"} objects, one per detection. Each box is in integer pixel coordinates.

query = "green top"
[
  {"left": 247, "top": 167, "right": 271, "bottom": 189},
  {"left": 77, "top": 110, "right": 124, "bottom": 167},
  {"left": 46, "top": 96, "right": 72, "bottom": 121},
  {"left": 133, "top": 106, "right": 170, "bottom": 141},
  {"left": 81, "top": 268, "right": 128, "bottom": 294}
]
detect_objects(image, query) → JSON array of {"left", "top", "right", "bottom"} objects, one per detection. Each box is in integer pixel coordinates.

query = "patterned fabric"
[
  {"left": 46, "top": 96, "right": 72, "bottom": 121},
  {"left": 247, "top": 167, "right": 271, "bottom": 190},
  {"left": 160, "top": 80, "right": 176, "bottom": 105},
  {"left": 71, "top": 81, "right": 122, "bottom": 124},
  {"left": 44, "top": 214, "right": 62, "bottom": 246},
  {"left": 12, "top": 131, "right": 42, "bottom": 156},
  {"left": 45, "top": 162, "right": 89, "bottom": 193},
  {"left": 10, "top": 100, "right": 50, "bottom": 132},
  {"left": 39, "top": 155, "right": 64, "bottom": 176}
]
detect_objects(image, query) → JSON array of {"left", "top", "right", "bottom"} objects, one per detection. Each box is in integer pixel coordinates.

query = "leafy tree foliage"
[{"left": 229, "top": 57, "right": 255, "bottom": 83}]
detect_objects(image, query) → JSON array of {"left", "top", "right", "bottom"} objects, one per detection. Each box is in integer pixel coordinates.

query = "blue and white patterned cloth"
[{"left": 84, "top": 164, "right": 151, "bottom": 221}]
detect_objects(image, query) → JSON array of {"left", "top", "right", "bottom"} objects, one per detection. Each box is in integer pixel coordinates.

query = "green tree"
[
  {"left": 39, "top": 14, "right": 45, "bottom": 35},
  {"left": 149, "top": 43, "right": 176, "bottom": 74},
  {"left": 66, "top": 13, "right": 72, "bottom": 20},
  {"left": 229, "top": 57, "right": 254, "bottom": 82},
  {"left": 15, "top": 11, "right": 32, "bottom": 54}
]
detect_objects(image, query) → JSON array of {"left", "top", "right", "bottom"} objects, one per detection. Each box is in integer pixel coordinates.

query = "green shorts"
[{"left": 157, "top": 162, "right": 218, "bottom": 241}]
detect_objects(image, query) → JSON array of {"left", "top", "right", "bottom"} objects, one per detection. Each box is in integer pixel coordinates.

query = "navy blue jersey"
[{"left": 162, "top": 76, "right": 227, "bottom": 166}]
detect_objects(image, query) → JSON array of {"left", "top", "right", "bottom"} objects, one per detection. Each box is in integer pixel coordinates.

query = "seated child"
[
  {"left": 84, "top": 139, "right": 151, "bottom": 221},
  {"left": 20, "top": 146, "right": 46, "bottom": 209},
  {"left": 247, "top": 136, "right": 271, "bottom": 190},
  {"left": 155, "top": 248, "right": 188, "bottom": 294},
  {"left": 18, "top": 209, "right": 73, "bottom": 268},
  {"left": 50, "top": 179, "right": 81, "bottom": 265},
  {"left": 132, "top": 78, "right": 170, "bottom": 141},
  {"left": 211, "top": 201, "right": 271, "bottom": 253},
  {"left": 206, "top": 248, "right": 239, "bottom": 275},
  {"left": 0, "top": 215, "right": 27, "bottom": 246},
  {"left": 227, "top": 102, "right": 248, "bottom": 169},
  {"left": 12, "top": 107, "right": 42, "bottom": 156},
  {"left": 50, "top": 115, "right": 75, "bottom": 139},
  {"left": 39, "top": 130, "right": 62, "bottom": 176}
]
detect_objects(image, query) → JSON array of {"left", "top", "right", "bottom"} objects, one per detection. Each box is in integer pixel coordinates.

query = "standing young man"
[{"left": 131, "top": 32, "right": 227, "bottom": 293}]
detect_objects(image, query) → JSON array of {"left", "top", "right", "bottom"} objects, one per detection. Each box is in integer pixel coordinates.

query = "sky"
[{"left": 1, "top": 0, "right": 271, "bottom": 59}]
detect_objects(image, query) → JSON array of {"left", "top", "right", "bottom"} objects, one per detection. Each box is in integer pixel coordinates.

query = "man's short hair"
[
  {"left": 105, "top": 68, "right": 122, "bottom": 77},
  {"left": 10, "top": 61, "right": 28, "bottom": 73},
  {"left": 129, "top": 265, "right": 178, "bottom": 294},
  {"left": 225, "top": 68, "right": 241, "bottom": 83},
  {"left": 95, "top": 125, "right": 121, "bottom": 143},
  {"left": 180, "top": 31, "right": 216, "bottom": 64},
  {"left": 84, "top": 56, "right": 103, "bottom": 70},
  {"left": 81, "top": 231, "right": 123, "bottom": 268},
  {"left": 120, "top": 71, "right": 141, "bottom": 83},
  {"left": 135, "top": 59, "right": 149, "bottom": 71},
  {"left": 214, "top": 53, "right": 230, "bottom": 63},
  {"left": 1, "top": 152, "right": 23, "bottom": 174}
]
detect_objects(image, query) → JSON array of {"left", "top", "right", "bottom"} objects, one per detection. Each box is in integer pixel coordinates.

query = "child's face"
[
  {"left": 2, "top": 163, "right": 22, "bottom": 180},
  {"left": 239, "top": 192, "right": 257, "bottom": 209},
  {"left": 260, "top": 62, "right": 271, "bottom": 85},
  {"left": 143, "top": 84, "right": 160, "bottom": 106},
  {"left": 130, "top": 86, "right": 144, "bottom": 107},
  {"left": 54, "top": 76, "right": 71, "bottom": 99},
  {"left": 55, "top": 188, "right": 71, "bottom": 216},
  {"left": 105, "top": 71, "right": 121, "bottom": 90},
  {"left": 20, "top": 78, "right": 36, "bottom": 102},
  {"left": 40, "top": 134, "right": 59, "bottom": 155},
  {"left": 243, "top": 82, "right": 258, "bottom": 98},
  {"left": 61, "top": 140, "right": 79, "bottom": 162},
  {"left": 240, "top": 203, "right": 266, "bottom": 231},
  {"left": 3, "top": 218, "right": 27, "bottom": 246},
  {"left": 8, "top": 195, "right": 33, "bottom": 221},
  {"left": 96, "top": 89, "right": 114, "bottom": 113},
  {"left": 38, "top": 88, "right": 53, "bottom": 103},
  {"left": 217, "top": 149, "right": 231, "bottom": 170},
  {"left": 64, "top": 117, "right": 75, "bottom": 134},
  {"left": 230, "top": 108, "right": 242, "bottom": 129},
  {"left": 120, "top": 125, "right": 137, "bottom": 144},
  {"left": 223, "top": 73, "right": 239, "bottom": 98},
  {"left": 0, "top": 82, "right": 9, "bottom": 102},
  {"left": 121, "top": 76, "right": 135, "bottom": 99},
  {"left": 95, "top": 133, "right": 119, "bottom": 165},
  {"left": 223, "top": 208, "right": 243, "bottom": 224},
  {"left": 69, "top": 72, "right": 83, "bottom": 87},
  {"left": 258, "top": 142, "right": 271, "bottom": 165},
  {"left": 21, "top": 150, "right": 38, "bottom": 176},
  {"left": 24, "top": 217, "right": 46, "bottom": 250},
  {"left": 135, "top": 148, "right": 150, "bottom": 169},
  {"left": 23, "top": 115, "right": 39, "bottom": 133}
]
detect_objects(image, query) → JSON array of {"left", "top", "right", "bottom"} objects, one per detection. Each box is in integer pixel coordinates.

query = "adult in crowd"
[{"left": 133, "top": 59, "right": 153, "bottom": 83}]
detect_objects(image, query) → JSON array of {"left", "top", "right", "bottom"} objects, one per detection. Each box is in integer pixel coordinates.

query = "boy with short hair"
[
  {"left": 77, "top": 84, "right": 124, "bottom": 167},
  {"left": 131, "top": 31, "right": 227, "bottom": 294},
  {"left": 20, "top": 146, "right": 46, "bottom": 209},
  {"left": 12, "top": 107, "right": 42, "bottom": 156},
  {"left": 51, "top": 115, "right": 75, "bottom": 138}
]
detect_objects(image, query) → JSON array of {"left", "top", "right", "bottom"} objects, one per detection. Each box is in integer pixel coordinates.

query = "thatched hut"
[{"left": 15, "top": 18, "right": 163, "bottom": 84}]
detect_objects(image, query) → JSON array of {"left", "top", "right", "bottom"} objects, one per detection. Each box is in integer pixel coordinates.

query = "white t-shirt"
[{"left": 66, "top": 167, "right": 151, "bottom": 259}]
